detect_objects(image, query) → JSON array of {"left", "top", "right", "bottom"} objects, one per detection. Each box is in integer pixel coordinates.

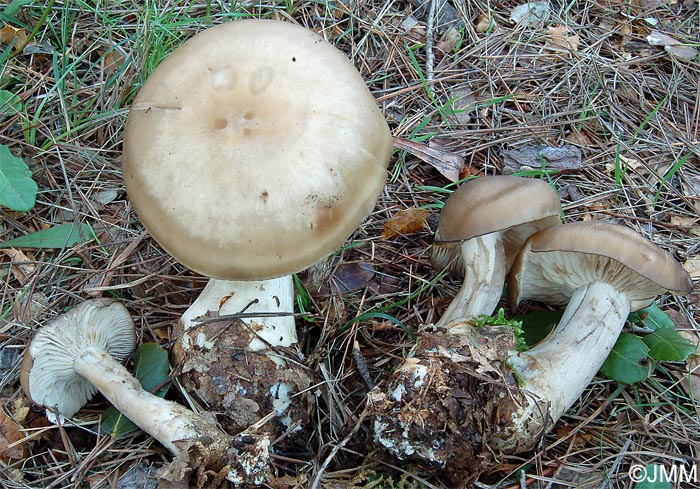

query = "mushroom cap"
[
  {"left": 20, "top": 299, "right": 136, "bottom": 419},
  {"left": 508, "top": 221, "right": 694, "bottom": 310},
  {"left": 430, "top": 176, "right": 562, "bottom": 275},
  {"left": 123, "top": 20, "right": 393, "bottom": 281}
]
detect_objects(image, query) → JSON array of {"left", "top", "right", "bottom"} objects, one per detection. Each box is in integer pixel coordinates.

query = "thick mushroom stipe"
[{"left": 172, "top": 276, "right": 313, "bottom": 441}]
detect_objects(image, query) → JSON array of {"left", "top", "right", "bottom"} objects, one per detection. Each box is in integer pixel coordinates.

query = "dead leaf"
[
  {"left": 546, "top": 25, "right": 580, "bottom": 53},
  {"left": 393, "top": 137, "right": 464, "bottom": 182},
  {"left": 647, "top": 30, "right": 699, "bottom": 60},
  {"left": 555, "top": 425, "right": 597, "bottom": 448},
  {"left": 0, "top": 402, "right": 26, "bottom": 462},
  {"left": 510, "top": 1, "right": 550, "bottom": 25},
  {"left": 0, "top": 249, "right": 35, "bottom": 285},
  {"left": 641, "top": 0, "right": 678, "bottom": 6},
  {"left": 446, "top": 87, "right": 475, "bottom": 125},
  {"left": 436, "top": 26, "right": 462, "bottom": 53},
  {"left": 0, "top": 24, "right": 27, "bottom": 48},
  {"left": 301, "top": 261, "right": 375, "bottom": 298},
  {"left": 97, "top": 47, "right": 125, "bottom": 74},
  {"left": 382, "top": 208, "right": 431, "bottom": 239},
  {"left": 681, "top": 174, "right": 700, "bottom": 214},
  {"left": 501, "top": 144, "right": 582, "bottom": 172},
  {"left": 565, "top": 130, "right": 592, "bottom": 147},
  {"left": 683, "top": 256, "right": 700, "bottom": 281},
  {"left": 672, "top": 329, "right": 700, "bottom": 400},
  {"left": 670, "top": 216, "right": 700, "bottom": 236},
  {"left": 475, "top": 14, "right": 492, "bottom": 33}
]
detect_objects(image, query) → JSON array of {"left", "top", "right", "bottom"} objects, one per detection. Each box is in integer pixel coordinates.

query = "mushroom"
[
  {"left": 501, "top": 220, "right": 694, "bottom": 450},
  {"left": 430, "top": 175, "right": 562, "bottom": 328},
  {"left": 20, "top": 299, "right": 270, "bottom": 484},
  {"left": 371, "top": 221, "right": 692, "bottom": 481},
  {"left": 122, "top": 20, "right": 392, "bottom": 442}
]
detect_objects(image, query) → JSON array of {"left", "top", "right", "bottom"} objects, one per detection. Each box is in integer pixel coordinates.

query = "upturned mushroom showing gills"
[
  {"left": 122, "top": 19, "right": 393, "bottom": 461},
  {"left": 502, "top": 221, "right": 693, "bottom": 450},
  {"left": 371, "top": 221, "right": 692, "bottom": 482},
  {"left": 430, "top": 175, "right": 562, "bottom": 328},
  {"left": 20, "top": 299, "right": 271, "bottom": 485}
]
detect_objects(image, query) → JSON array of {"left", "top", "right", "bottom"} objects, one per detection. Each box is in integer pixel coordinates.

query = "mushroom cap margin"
[{"left": 508, "top": 221, "right": 694, "bottom": 310}]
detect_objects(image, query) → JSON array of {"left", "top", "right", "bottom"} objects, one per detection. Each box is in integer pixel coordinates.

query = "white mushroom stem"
[
  {"left": 436, "top": 232, "right": 506, "bottom": 329},
  {"left": 74, "top": 345, "right": 225, "bottom": 457},
  {"left": 180, "top": 275, "right": 297, "bottom": 363},
  {"left": 501, "top": 280, "right": 630, "bottom": 449}
]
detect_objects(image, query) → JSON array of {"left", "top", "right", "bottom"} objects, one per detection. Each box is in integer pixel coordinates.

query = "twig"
[
  {"left": 309, "top": 402, "right": 371, "bottom": 489},
  {"left": 425, "top": 0, "right": 437, "bottom": 82},
  {"left": 352, "top": 341, "right": 375, "bottom": 389}
]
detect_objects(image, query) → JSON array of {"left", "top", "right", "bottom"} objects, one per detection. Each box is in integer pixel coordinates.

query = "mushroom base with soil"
[
  {"left": 370, "top": 325, "right": 530, "bottom": 484},
  {"left": 172, "top": 276, "right": 313, "bottom": 448}
]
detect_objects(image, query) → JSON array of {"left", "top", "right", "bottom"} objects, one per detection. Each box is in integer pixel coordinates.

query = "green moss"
[{"left": 473, "top": 308, "right": 528, "bottom": 351}]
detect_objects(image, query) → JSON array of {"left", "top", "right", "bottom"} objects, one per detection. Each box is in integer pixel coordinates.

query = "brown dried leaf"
[
  {"left": 547, "top": 25, "right": 580, "bottom": 53},
  {"left": 683, "top": 257, "right": 700, "bottom": 281},
  {"left": 447, "top": 87, "right": 476, "bottom": 125},
  {"left": 0, "top": 402, "right": 26, "bottom": 462},
  {"left": 681, "top": 174, "right": 700, "bottom": 214},
  {"left": 436, "top": 26, "right": 462, "bottom": 53},
  {"left": 475, "top": 14, "right": 492, "bottom": 33},
  {"left": 382, "top": 208, "right": 431, "bottom": 239},
  {"left": 672, "top": 329, "right": 700, "bottom": 400},
  {"left": 0, "top": 248, "right": 35, "bottom": 284},
  {"left": 98, "top": 48, "right": 125, "bottom": 74},
  {"left": 302, "top": 261, "right": 375, "bottom": 298},
  {"left": 565, "top": 130, "right": 592, "bottom": 147},
  {"left": 670, "top": 216, "right": 700, "bottom": 236},
  {"left": 647, "top": 30, "right": 699, "bottom": 60},
  {"left": 0, "top": 24, "right": 27, "bottom": 48},
  {"left": 393, "top": 137, "right": 464, "bottom": 182}
]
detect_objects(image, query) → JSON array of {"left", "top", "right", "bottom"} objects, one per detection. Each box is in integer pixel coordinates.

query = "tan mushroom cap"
[
  {"left": 431, "top": 176, "right": 562, "bottom": 275},
  {"left": 508, "top": 221, "right": 694, "bottom": 310},
  {"left": 123, "top": 20, "right": 393, "bottom": 280}
]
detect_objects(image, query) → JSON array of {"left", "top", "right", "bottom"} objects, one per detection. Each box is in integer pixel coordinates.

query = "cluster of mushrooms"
[
  {"left": 18, "top": 19, "right": 693, "bottom": 487},
  {"left": 370, "top": 176, "right": 693, "bottom": 483}
]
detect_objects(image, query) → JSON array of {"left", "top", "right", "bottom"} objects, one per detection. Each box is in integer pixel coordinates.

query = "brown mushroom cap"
[
  {"left": 508, "top": 221, "right": 694, "bottom": 310},
  {"left": 123, "top": 20, "right": 393, "bottom": 281},
  {"left": 430, "top": 176, "right": 562, "bottom": 275},
  {"left": 20, "top": 299, "right": 136, "bottom": 419}
]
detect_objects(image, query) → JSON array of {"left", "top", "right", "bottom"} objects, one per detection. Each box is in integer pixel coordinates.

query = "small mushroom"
[
  {"left": 122, "top": 19, "right": 392, "bottom": 449},
  {"left": 20, "top": 299, "right": 269, "bottom": 484},
  {"left": 371, "top": 221, "right": 693, "bottom": 481},
  {"left": 430, "top": 175, "right": 562, "bottom": 328}
]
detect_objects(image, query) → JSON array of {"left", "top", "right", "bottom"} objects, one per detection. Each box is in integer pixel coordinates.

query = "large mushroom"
[
  {"left": 20, "top": 299, "right": 270, "bottom": 485},
  {"left": 122, "top": 20, "right": 392, "bottom": 445},
  {"left": 371, "top": 221, "right": 692, "bottom": 482},
  {"left": 430, "top": 175, "right": 562, "bottom": 328}
]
